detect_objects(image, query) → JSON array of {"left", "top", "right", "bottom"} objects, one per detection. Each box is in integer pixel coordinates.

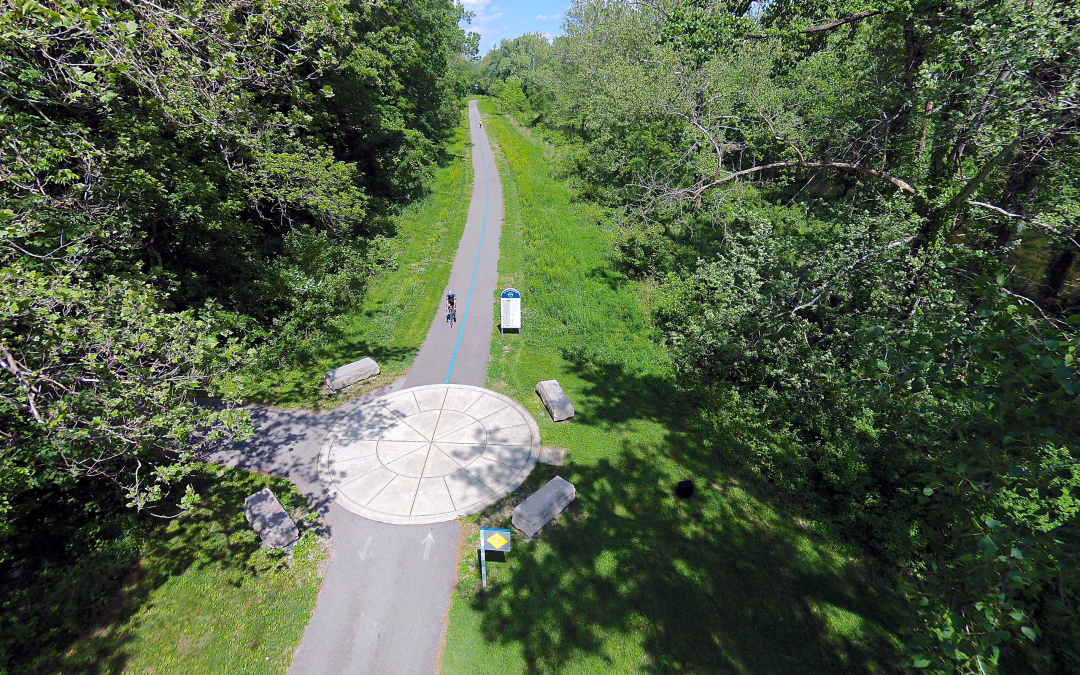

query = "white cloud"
[
  {"left": 536, "top": 13, "right": 561, "bottom": 20},
  {"left": 464, "top": 1, "right": 502, "bottom": 26},
  {"left": 460, "top": 1, "right": 506, "bottom": 54}
]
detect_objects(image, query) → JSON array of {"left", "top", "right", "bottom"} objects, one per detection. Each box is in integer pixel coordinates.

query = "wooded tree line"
[
  {"left": 478, "top": 1, "right": 1079, "bottom": 671},
  {"left": 0, "top": 0, "right": 473, "bottom": 663}
]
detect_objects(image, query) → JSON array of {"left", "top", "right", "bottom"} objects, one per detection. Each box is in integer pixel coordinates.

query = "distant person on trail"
[{"left": 446, "top": 291, "right": 457, "bottom": 323}]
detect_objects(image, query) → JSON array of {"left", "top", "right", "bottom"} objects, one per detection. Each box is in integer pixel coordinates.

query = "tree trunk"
[{"left": 1040, "top": 250, "right": 1076, "bottom": 303}]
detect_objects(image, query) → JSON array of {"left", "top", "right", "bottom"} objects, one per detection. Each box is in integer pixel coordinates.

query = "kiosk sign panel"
[{"left": 500, "top": 288, "right": 521, "bottom": 331}]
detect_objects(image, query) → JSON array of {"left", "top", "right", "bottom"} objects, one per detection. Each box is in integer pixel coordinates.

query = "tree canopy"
[
  {"left": 1, "top": 0, "right": 472, "bottom": 569},
  {"left": 478, "top": 1, "right": 1080, "bottom": 671}
]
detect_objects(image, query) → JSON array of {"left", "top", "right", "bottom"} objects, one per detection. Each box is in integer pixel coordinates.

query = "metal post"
[{"left": 480, "top": 531, "right": 487, "bottom": 588}]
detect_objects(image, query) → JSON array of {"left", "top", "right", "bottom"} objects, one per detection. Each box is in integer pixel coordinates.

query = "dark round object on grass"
[{"left": 675, "top": 480, "right": 695, "bottom": 499}]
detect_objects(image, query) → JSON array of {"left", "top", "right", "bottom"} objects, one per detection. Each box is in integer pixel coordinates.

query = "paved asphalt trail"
[
  {"left": 406, "top": 99, "right": 504, "bottom": 388},
  {"left": 208, "top": 100, "right": 503, "bottom": 675}
]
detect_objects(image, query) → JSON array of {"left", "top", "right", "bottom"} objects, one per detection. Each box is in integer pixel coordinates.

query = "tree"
[
  {"left": 0, "top": 0, "right": 471, "bottom": 554},
  {"left": 484, "top": 0, "right": 1080, "bottom": 670}
]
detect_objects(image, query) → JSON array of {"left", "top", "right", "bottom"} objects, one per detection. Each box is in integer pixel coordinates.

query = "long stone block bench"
[
  {"left": 536, "top": 379, "right": 575, "bottom": 422},
  {"left": 244, "top": 488, "right": 299, "bottom": 549},
  {"left": 512, "top": 476, "right": 576, "bottom": 537},
  {"left": 325, "top": 357, "right": 380, "bottom": 391}
]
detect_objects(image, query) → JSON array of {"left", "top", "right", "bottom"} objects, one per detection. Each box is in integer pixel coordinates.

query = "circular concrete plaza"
[{"left": 319, "top": 384, "right": 541, "bottom": 524}]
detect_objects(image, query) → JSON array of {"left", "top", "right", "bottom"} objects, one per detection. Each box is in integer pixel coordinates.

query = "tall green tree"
[
  {"left": 0, "top": 0, "right": 472, "bottom": 556},
  {"left": 477, "top": 32, "right": 556, "bottom": 113},
  {"left": 485, "top": 0, "right": 1080, "bottom": 670}
]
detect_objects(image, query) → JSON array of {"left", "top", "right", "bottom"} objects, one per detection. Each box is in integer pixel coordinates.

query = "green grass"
[
  {"left": 51, "top": 466, "right": 327, "bottom": 675},
  {"left": 441, "top": 102, "right": 907, "bottom": 675},
  {"left": 232, "top": 107, "right": 475, "bottom": 409}
]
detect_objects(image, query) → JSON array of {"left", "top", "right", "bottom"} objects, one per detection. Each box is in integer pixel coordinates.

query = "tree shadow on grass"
[
  {"left": 585, "top": 265, "right": 631, "bottom": 292},
  {"left": 470, "top": 355, "right": 909, "bottom": 674},
  {"left": 243, "top": 336, "right": 415, "bottom": 410},
  {"left": 559, "top": 354, "right": 697, "bottom": 438},
  {"left": 34, "top": 467, "right": 321, "bottom": 675},
  {"left": 475, "top": 457, "right": 907, "bottom": 675},
  {"left": 436, "top": 139, "right": 466, "bottom": 169}
]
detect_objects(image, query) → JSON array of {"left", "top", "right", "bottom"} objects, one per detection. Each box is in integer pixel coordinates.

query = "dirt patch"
[{"left": 538, "top": 446, "right": 567, "bottom": 465}]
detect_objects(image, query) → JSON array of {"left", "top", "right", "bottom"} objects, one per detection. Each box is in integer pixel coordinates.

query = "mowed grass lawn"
[
  {"left": 233, "top": 106, "right": 474, "bottom": 409},
  {"left": 43, "top": 467, "right": 327, "bottom": 675},
  {"left": 441, "top": 102, "right": 907, "bottom": 675}
]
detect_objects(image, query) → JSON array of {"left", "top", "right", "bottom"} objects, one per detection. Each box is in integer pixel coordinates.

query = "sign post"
[
  {"left": 478, "top": 527, "right": 512, "bottom": 588},
  {"left": 500, "top": 288, "right": 521, "bottom": 333}
]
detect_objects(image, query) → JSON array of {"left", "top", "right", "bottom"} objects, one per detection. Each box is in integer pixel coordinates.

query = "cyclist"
[{"left": 446, "top": 291, "right": 457, "bottom": 322}]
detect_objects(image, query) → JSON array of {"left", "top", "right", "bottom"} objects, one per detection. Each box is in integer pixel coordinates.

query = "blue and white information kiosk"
[{"left": 500, "top": 288, "right": 521, "bottom": 332}]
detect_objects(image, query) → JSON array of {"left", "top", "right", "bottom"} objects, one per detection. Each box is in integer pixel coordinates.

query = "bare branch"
[
  {"left": 788, "top": 235, "right": 918, "bottom": 317},
  {"left": 747, "top": 10, "right": 883, "bottom": 39},
  {"left": 967, "top": 202, "right": 1080, "bottom": 250},
  {"left": 0, "top": 344, "right": 45, "bottom": 424},
  {"left": 942, "top": 139, "right": 1021, "bottom": 213},
  {"left": 999, "top": 287, "right": 1072, "bottom": 334},
  {"left": 800, "top": 10, "right": 882, "bottom": 34},
  {"left": 680, "top": 160, "right": 917, "bottom": 200},
  {"left": 665, "top": 107, "right": 727, "bottom": 183},
  {"left": 967, "top": 201, "right": 1027, "bottom": 220},
  {"left": 758, "top": 107, "right": 805, "bottom": 162}
]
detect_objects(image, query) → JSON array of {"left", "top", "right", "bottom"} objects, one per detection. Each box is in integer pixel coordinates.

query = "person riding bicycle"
[{"left": 446, "top": 291, "right": 457, "bottom": 320}]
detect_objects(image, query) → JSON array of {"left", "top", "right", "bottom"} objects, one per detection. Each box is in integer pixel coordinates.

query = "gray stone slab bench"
[
  {"left": 512, "top": 476, "right": 576, "bottom": 537},
  {"left": 325, "top": 357, "right": 380, "bottom": 391},
  {"left": 536, "top": 379, "right": 574, "bottom": 422},
  {"left": 244, "top": 488, "right": 299, "bottom": 549}
]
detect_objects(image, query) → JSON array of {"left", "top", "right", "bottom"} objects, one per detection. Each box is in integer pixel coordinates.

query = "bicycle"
[{"left": 445, "top": 291, "right": 458, "bottom": 324}]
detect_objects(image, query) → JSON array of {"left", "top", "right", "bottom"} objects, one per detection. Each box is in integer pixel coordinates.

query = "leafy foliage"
[
  {"left": 0, "top": 464, "right": 326, "bottom": 673},
  {"left": 0, "top": 0, "right": 472, "bottom": 638},
  {"left": 482, "top": 0, "right": 1080, "bottom": 671}
]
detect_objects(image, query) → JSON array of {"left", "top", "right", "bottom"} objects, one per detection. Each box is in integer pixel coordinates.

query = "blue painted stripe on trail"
[{"left": 445, "top": 107, "right": 489, "bottom": 384}]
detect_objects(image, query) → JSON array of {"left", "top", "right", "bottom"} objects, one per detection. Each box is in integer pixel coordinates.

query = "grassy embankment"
[
  {"left": 232, "top": 107, "right": 475, "bottom": 409},
  {"left": 441, "top": 101, "right": 908, "bottom": 675}
]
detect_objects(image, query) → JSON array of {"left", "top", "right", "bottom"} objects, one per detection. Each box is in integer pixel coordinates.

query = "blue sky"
[{"left": 460, "top": 0, "right": 571, "bottom": 55}]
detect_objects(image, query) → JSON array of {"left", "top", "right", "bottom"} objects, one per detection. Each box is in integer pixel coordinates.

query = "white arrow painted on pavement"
[
  {"left": 422, "top": 532, "right": 434, "bottom": 561},
  {"left": 359, "top": 536, "right": 374, "bottom": 561}
]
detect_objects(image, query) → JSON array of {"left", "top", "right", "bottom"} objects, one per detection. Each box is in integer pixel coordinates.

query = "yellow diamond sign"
[{"left": 480, "top": 527, "right": 511, "bottom": 552}]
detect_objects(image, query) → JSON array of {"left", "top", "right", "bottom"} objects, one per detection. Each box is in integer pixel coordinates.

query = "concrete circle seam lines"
[{"left": 319, "top": 384, "right": 540, "bottom": 525}]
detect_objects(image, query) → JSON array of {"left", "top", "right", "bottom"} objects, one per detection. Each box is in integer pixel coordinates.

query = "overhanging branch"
[
  {"left": 748, "top": 10, "right": 883, "bottom": 39},
  {"left": 787, "top": 235, "right": 918, "bottom": 318},
  {"left": 681, "top": 160, "right": 917, "bottom": 200},
  {"left": 801, "top": 10, "right": 882, "bottom": 34},
  {"left": 967, "top": 200, "right": 1026, "bottom": 220}
]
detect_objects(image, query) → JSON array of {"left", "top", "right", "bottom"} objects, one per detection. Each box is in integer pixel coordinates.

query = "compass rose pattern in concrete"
[{"left": 319, "top": 384, "right": 541, "bottom": 524}]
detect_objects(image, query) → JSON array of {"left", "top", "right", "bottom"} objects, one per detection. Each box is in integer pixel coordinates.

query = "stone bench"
[
  {"left": 244, "top": 488, "right": 299, "bottom": 549},
  {"left": 512, "top": 476, "right": 576, "bottom": 537},
  {"left": 536, "top": 379, "right": 574, "bottom": 422},
  {"left": 325, "top": 357, "right": 380, "bottom": 391}
]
